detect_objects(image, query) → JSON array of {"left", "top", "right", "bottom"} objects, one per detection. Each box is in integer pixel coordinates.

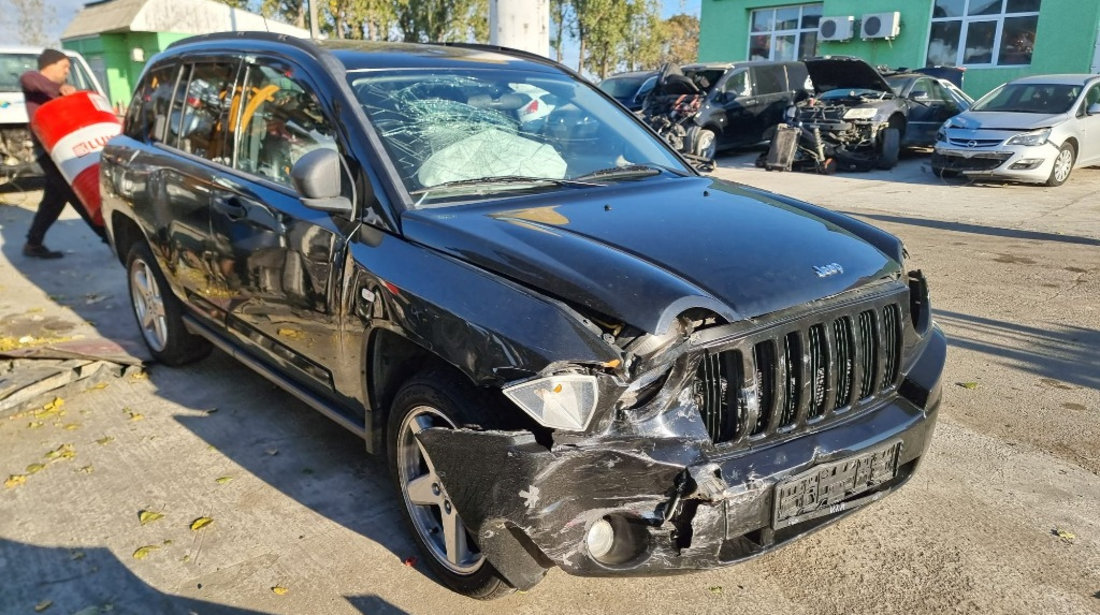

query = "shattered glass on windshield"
[{"left": 347, "top": 69, "right": 686, "bottom": 204}]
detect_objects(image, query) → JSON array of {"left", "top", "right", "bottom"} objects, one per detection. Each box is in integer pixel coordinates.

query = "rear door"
[
  {"left": 709, "top": 68, "right": 755, "bottom": 147},
  {"left": 749, "top": 64, "right": 789, "bottom": 142},
  {"left": 207, "top": 56, "right": 356, "bottom": 396},
  {"left": 154, "top": 60, "right": 242, "bottom": 323}
]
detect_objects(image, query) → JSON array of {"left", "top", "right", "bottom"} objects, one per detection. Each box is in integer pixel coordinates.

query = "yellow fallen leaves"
[
  {"left": 77, "top": 465, "right": 94, "bottom": 474},
  {"left": 25, "top": 463, "right": 45, "bottom": 474},
  {"left": 1054, "top": 528, "right": 1076, "bottom": 543},
  {"left": 45, "top": 443, "right": 75, "bottom": 461},
  {"left": 277, "top": 328, "right": 304, "bottom": 339},
  {"left": 190, "top": 516, "right": 214, "bottom": 531},
  {"left": 272, "top": 586, "right": 289, "bottom": 596},
  {"left": 34, "top": 599, "right": 52, "bottom": 612},
  {"left": 139, "top": 510, "right": 164, "bottom": 526},
  {"left": 0, "top": 334, "right": 74, "bottom": 351},
  {"left": 132, "top": 545, "right": 160, "bottom": 560},
  {"left": 215, "top": 476, "right": 233, "bottom": 485},
  {"left": 27, "top": 421, "right": 44, "bottom": 429},
  {"left": 4, "top": 474, "right": 26, "bottom": 489},
  {"left": 95, "top": 436, "right": 114, "bottom": 445},
  {"left": 123, "top": 408, "right": 143, "bottom": 421}
]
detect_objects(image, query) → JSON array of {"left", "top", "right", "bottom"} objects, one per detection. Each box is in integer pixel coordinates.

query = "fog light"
[
  {"left": 585, "top": 518, "right": 615, "bottom": 559},
  {"left": 1010, "top": 158, "right": 1043, "bottom": 170}
]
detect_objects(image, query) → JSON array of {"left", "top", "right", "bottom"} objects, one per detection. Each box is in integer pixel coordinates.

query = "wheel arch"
[{"left": 110, "top": 211, "right": 146, "bottom": 266}]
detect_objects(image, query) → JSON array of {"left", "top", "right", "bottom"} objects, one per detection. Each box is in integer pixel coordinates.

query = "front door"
[
  {"left": 905, "top": 77, "right": 960, "bottom": 145},
  {"left": 207, "top": 57, "right": 356, "bottom": 395}
]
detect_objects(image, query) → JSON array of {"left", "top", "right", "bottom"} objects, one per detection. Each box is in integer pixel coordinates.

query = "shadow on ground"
[
  {"left": 0, "top": 538, "right": 270, "bottom": 614},
  {"left": 841, "top": 211, "right": 1100, "bottom": 247},
  {"left": 935, "top": 308, "right": 1100, "bottom": 389},
  {"left": 1, "top": 197, "right": 438, "bottom": 598}
]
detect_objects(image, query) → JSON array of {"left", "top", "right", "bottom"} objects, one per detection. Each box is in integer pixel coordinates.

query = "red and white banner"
[{"left": 30, "top": 91, "right": 121, "bottom": 228}]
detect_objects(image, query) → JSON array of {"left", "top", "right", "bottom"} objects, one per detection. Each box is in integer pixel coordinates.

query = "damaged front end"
[
  {"left": 796, "top": 98, "right": 892, "bottom": 171},
  {"left": 416, "top": 279, "right": 945, "bottom": 589}
]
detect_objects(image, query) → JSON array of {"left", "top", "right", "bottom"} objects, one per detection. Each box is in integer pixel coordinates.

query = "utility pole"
[
  {"left": 309, "top": 0, "right": 320, "bottom": 39},
  {"left": 490, "top": 0, "right": 550, "bottom": 57}
]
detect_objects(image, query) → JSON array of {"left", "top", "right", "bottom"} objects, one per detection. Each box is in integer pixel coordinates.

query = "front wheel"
[
  {"left": 387, "top": 371, "right": 518, "bottom": 599},
  {"left": 126, "top": 242, "right": 211, "bottom": 365},
  {"left": 695, "top": 128, "right": 717, "bottom": 160},
  {"left": 876, "top": 127, "right": 901, "bottom": 169},
  {"left": 1046, "top": 142, "right": 1075, "bottom": 186}
]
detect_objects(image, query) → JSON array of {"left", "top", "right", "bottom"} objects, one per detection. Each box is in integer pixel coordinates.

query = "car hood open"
[
  {"left": 805, "top": 57, "right": 893, "bottom": 94},
  {"left": 401, "top": 177, "right": 901, "bottom": 334}
]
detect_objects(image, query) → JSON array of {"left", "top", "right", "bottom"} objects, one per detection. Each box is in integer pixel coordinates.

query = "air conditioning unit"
[
  {"left": 862, "top": 12, "right": 901, "bottom": 39},
  {"left": 819, "top": 16, "right": 855, "bottom": 42}
]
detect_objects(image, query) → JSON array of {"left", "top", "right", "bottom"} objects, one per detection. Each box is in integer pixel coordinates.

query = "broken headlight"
[
  {"left": 842, "top": 107, "right": 877, "bottom": 120},
  {"left": 503, "top": 373, "right": 599, "bottom": 431}
]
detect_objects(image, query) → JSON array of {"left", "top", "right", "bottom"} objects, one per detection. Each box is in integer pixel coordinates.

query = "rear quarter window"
[{"left": 124, "top": 64, "right": 181, "bottom": 142}]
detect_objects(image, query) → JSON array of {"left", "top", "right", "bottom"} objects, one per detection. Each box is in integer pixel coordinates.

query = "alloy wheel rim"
[
  {"left": 700, "top": 134, "right": 716, "bottom": 159},
  {"left": 129, "top": 259, "right": 168, "bottom": 352},
  {"left": 397, "top": 405, "right": 484, "bottom": 575},
  {"left": 1054, "top": 149, "right": 1072, "bottom": 182}
]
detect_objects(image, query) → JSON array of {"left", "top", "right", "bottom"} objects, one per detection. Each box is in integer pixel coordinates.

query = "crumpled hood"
[
  {"left": 805, "top": 57, "right": 893, "bottom": 94},
  {"left": 401, "top": 177, "right": 901, "bottom": 333},
  {"left": 950, "top": 111, "right": 1063, "bottom": 131}
]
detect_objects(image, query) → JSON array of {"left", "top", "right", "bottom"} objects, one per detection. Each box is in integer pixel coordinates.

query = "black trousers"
[{"left": 25, "top": 153, "right": 105, "bottom": 246}]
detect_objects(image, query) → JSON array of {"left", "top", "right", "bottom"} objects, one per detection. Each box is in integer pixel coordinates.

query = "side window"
[
  {"left": 233, "top": 61, "right": 337, "bottom": 187},
  {"left": 124, "top": 64, "right": 179, "bottom": 142},
  {"left": 1080, "top": 84, "right": 1100, "bottom": 115},
  {"left": 721, "top": 70, "right": 750, "bottom": 97},
  {"left": 173, "top": 62, "right": 238, "bottom": 163},
  {"left": 752, "top": 66, "right": 785, "bottom": 95}
]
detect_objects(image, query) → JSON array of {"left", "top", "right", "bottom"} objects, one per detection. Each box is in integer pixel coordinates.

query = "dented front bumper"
[{"left": 418, "top": 326, "right": 945, "bottom": 589}]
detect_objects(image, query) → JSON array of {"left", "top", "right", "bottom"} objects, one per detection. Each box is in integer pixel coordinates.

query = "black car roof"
[{"left": 165, "top": 31, "right": 566, "bottom": 75}]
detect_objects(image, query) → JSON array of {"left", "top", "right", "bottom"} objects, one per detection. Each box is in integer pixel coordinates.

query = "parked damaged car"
[
  {"left": 101, "top": 33, "right": 946, "bottom": 599},
  {"left": 933, "top": 74, "right": 1100, "bottom": 186},
  {"left": 795, "top": 56, "right": 912, "bottom": 171}
]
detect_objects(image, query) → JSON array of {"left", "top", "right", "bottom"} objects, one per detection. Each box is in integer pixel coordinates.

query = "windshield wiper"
[
  {"left": 574, "top": 164, "right": 671, "bottom": 182},
  {"left": 410, "top": 175, "right": 604, "bottom": 197}
]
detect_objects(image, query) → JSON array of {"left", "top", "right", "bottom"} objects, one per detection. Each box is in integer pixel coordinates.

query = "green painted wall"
[
  {"left": 700, "top": 0, "right": 1100, "bottom": 98},
  {"left": 64, "top": 30, "right": 193, "bottom": 109}
]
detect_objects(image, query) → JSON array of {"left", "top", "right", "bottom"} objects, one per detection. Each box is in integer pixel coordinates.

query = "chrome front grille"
[{"left": 694, "top": 298, "right": 905, "bottom": 447}]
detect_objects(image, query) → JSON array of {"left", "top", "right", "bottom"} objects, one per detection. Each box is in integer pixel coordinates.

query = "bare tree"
[{"left": 9, "top": 0, "right": 55, "bottom": 47}]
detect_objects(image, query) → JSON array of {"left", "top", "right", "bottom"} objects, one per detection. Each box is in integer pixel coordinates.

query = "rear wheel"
[
  {"left": 387, "top": 371, "right": 517, "bottom": 599},
  {"left": 1046, "top": 142, "right": 1075, "bottom": 186},
  {"left": 126, "top": 242, "right": 211, "bottom": 365}
]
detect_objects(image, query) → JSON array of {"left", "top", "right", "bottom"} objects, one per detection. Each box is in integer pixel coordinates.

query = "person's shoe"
[{"left": 22, "top": 243, "right": 64, "bottom": 259}]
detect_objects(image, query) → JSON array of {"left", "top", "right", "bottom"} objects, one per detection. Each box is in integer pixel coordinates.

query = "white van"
[{"left": 0, "top": 45, "right": 106, "bottom": 177}]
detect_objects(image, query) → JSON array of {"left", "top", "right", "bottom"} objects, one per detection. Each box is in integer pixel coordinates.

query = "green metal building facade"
[
  {"left": 63, "top": 32, "right": 189, "bottom": 109},
  {"left": 699, "top": 0, "right": 1100, "bottom": 98}
]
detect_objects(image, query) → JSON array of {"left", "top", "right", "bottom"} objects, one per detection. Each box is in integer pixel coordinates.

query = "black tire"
[
  {"left": 125, "top": 242, "right": 211, "bottom": 366},
  {"left": 386, "top": 370, "right": 519, "bottom": 599},
  {"left": 1046, "top": 141, "right": 1076, "bottom": 187},
  {"left": 695, "top": 128, "right": 717, "bottom": 160},
  {"left": 877, "top": 127, "right": 901, "bottom": 170}
]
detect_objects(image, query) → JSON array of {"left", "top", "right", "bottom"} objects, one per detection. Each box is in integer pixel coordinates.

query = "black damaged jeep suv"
[{"left": 100, "top": 32, "right": 945, "bottom": 599}]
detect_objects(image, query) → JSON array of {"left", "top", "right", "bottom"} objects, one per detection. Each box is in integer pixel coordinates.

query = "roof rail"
[
  {"left": 165, "top": 31, "right": 322, "bottom": 56},
  {"left": 440, "top": 42, "right": 586, "bottom": 80}
]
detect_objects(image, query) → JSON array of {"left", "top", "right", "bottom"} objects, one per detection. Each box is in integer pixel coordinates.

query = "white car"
[
  {"left": 0, "top": 45, "right": 105, "bottom": 176},
  {"left": 932, "top": 74, "right": 1100, "bottom": 186}
]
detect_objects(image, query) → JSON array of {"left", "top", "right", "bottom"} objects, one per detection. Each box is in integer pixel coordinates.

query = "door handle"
[
  {"left": 212, "top": 195, "right": 247, "bottom": 220},
  {"left": 742, "top": 98, "right": 758, "bottom": 106}
]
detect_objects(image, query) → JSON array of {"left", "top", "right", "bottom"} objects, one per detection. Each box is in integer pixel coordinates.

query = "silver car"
[{"left": 932, "top": 74, "right": 1100, "bottom": 186}]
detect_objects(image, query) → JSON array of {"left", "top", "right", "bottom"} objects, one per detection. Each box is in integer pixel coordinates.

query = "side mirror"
[
  {"left": 291, "top": 148, "right": 354, "bottom": 215},
  {"left": 1088, "top": 102, "right": 1100, "bottom": 115}
]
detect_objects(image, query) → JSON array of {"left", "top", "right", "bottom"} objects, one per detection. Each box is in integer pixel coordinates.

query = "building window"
[
  {"left": 748, "top": 3, "right": 822, "bottom": 61},
  {"left": 927, "top": 0, "right": 1040, "bottom": 67}
]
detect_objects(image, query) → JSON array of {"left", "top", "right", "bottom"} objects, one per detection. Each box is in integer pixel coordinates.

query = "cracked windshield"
[{"left": 347, "top": 68, "right": 688, "bottom": 204}]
